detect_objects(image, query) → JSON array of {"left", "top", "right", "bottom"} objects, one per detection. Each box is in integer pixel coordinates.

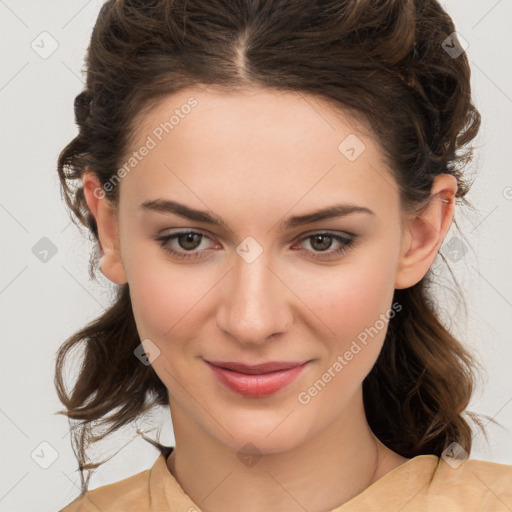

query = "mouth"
[{"left": 204, "top": 359, "right": 310, "bottom": 397}]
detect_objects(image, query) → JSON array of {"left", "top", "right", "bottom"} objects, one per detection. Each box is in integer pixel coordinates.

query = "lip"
[{"left": 205, "top": 360, "right": 309, "bottom": 398}]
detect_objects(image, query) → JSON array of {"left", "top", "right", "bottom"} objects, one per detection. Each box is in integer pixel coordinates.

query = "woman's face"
[{"left": 100, "top": 86, "right": 412, "bottom": 453}]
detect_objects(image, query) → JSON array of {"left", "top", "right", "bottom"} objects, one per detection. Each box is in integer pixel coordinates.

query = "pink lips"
[{"left": 205, "top": 360, "right": 308, "bottom": 398}]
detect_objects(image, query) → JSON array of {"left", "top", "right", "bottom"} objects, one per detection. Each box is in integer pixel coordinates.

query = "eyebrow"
[{"left": 140, "top": 199, "right": 375, "bottom": 231}]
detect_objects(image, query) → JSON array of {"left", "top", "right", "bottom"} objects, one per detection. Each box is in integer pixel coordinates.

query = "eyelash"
[{"left": 154, "top": 230, "right": 356, "bottom": 262}]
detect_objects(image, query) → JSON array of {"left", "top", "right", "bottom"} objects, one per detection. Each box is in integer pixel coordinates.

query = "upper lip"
[{"left": 205, "top": 360, "right": 308, "bottom": 374}]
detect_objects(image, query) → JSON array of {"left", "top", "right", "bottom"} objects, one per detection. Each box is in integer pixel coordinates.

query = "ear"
[
  {"left": 82, "top": 171, "right": 127, "bottom": 285},
  {"left": 394, "top": 173, "right": 457, "bottom": 290}
]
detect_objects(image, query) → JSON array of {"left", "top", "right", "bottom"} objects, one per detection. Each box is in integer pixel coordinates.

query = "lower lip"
[{"left": 206, "top": 361, "right": 308, "bottom": 398}]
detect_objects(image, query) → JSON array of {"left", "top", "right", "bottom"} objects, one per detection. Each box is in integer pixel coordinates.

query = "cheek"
[
  {"left": 299, "top": 251, "right": 398, "bottom": 344},
  {"left": 123, "top": 243, "right": 211, "bottom": 341},
  {"left": 295, "top": 256, "right": 399, "bottom": 415},
  {"left": 126, "top": 260, "right": 214, "bottom": 390}
]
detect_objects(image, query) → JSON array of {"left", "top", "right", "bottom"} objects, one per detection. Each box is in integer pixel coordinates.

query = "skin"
[{"left": 82, "top": 85, "right": 457, "bottom": 512}]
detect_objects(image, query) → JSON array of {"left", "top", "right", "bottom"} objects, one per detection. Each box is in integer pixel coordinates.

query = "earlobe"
[
  {"left": 394, "top": 174, "right": 457, "bottom": 290},
  {"left": 82, "top": 171, "right": 127, "bottom": 285}
]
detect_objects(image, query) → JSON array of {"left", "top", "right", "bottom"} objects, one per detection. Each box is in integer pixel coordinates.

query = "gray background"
[{"left": 1, "top": 1, "right": 511, "bottom": 510}]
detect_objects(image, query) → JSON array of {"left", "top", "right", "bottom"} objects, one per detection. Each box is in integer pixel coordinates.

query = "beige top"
[{"left": 61, "top": 446, "right": 512, "bottom": 511}]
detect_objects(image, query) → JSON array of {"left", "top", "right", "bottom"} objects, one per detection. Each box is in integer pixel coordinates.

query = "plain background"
[{"left": 1, "top": 1, "right": 511, "bottom": 510}]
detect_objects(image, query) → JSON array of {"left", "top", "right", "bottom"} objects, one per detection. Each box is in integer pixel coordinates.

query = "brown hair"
[{"left": 55, "top": 0, "right": 489, "bottom": 495}]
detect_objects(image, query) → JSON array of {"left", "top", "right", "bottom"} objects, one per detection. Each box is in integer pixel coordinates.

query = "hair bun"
[{"left": 74, "top": 90, "right": 93, "bottom": 127}]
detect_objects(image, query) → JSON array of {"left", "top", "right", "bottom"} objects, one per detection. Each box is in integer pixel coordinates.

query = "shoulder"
[
  {"left": 437, "top": 456, "right": 512, "bottom": 477},
  {"left": 425, "top": 458, "right": 512, "bottom": 510},
  {"left": 433, "top": 457, "right": 512, "bottom": 489},
  {"left": 341, "top": 455, "right": 512, "bottom": 511},
  {"left": 60, "top": 466, "right": 152, "bottom": 512}
]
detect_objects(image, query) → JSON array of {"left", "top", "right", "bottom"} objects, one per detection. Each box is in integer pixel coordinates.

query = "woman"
[{"left": 56, "top": 0, "right": 512, "bottom": 510}]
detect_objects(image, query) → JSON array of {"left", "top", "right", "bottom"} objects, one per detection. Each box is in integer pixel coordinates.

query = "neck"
[{"left": 167, "top": 390, "right": 407, "bottom": 512}]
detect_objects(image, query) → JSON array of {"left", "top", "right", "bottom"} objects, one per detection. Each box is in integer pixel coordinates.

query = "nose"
[{"left": 215, "top": 251, "right": 293, "bottom": 346}]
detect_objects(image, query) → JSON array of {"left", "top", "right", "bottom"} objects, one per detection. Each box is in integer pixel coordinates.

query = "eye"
[
  {"left": 154, "top": 230, "right": 357, "bottom": 261},
  {"left": 154, "top": 230, "right": 217, "bottom": 260},
  {"left": 293, "top": 232, "right": 356, "bottom": 261}
]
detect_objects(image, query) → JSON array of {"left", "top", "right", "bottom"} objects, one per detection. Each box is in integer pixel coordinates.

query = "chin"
[
  {"left": 207, "top": 409, "right": 313, "bottom": 456},
  {"left": 225, "top": 430, "right": 306, "bottom": 456}
]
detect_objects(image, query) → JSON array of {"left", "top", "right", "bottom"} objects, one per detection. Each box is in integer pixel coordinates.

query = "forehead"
[
  {"left": 131, "top": 85, "right": 370, "bottom": 156},
  {"left": 119, "top": 86, "right": 398, "bottom": 219}
]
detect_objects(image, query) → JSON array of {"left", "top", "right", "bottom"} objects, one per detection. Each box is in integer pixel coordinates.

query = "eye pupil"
[
  {"left": 311, "top": 234, "right": 332, "bottom": 251},
  {"left": 179, "top": 233, "right": 202, "bottom": 250}
]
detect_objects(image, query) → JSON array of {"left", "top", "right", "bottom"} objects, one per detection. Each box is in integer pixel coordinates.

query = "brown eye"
[
  {"left": 154, "top": 230, "right": 217, "bottom": 260},
  {"left": 309, "top": 234, "right": 334, "bottom": 251},
  {"left": 177, "top": 232, "right": 203, "bottom": 250},
  {"left": 294, "top": 231, "right": 357, "bottom": 261}
]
